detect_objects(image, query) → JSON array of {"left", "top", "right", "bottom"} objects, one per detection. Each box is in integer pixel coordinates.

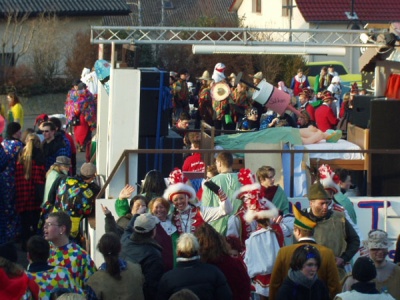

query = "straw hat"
[
  {"left": 228, "top": 73, "right": 236, "bottom": 80},
  {"left": 250, "top": 71, "right": 263, "bottom": 80},
  {"left": 197, "top": 70, "right": 211, "bottom": 81},
  {"left": 211, "top": 82, "right": 230, "bottom": 101}
]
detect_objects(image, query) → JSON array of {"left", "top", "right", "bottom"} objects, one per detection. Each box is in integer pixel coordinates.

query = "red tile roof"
[
  {"left": 105, "top": 0, "right": 238, "bottom": 27},
  {"left": 296, "top": 0, "right": 400, "bottom": 23}
]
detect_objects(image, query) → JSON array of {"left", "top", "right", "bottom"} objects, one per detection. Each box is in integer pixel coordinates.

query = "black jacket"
[
  {"left": 276, "top": 277, "right": 329, "bottom": 300},
  {"left": 120, "top": 216, "right": 164, "bottom": 300},
  {"left": 157, "top": 259, "right": 232, "bottom": 300}
]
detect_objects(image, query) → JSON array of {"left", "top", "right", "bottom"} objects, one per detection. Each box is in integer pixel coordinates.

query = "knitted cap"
[
  {"left": 6, "top": 122, "right": 21, "bottom": 138},
  {"left": 352, "top": 257, "right": 376, "bottom": 282}
]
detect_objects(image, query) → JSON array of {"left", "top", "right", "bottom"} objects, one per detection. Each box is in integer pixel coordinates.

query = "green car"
[{"left": 306, "top": 61, "right": 362, "bottom": 94}]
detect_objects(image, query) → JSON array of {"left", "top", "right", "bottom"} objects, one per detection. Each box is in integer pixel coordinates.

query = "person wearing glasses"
[
  {"left": 44, "top": 211, "right": 96, "bottom": 292},
  {"left": 276, "top": 244, "right": 329, "bottom": 300},
  {"left": 41, "top": 121, "right": 70, "bottom": 171},
  {"left": 239, "top": 107, "right": 260, "bottom": 131}
]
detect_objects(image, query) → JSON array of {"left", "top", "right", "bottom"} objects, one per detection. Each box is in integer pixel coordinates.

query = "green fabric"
[
  {"left": 43, "top": 170, "right": 60, "bottom": 205},
  {"left": 314, "top": 74, "right": 321, "bottom": 92},
  {"left": 115, "top": 198, "right": 130, "bottom": 217},
  {"left": 272, "top": 185, "right": 290, "bottom": 215},
  {"left": 201, "top": 172, "right": 242, "bottom": 235},
  {"left": 310, "top": 100, "right": 323, "bottom": 108},
  {"left": 214, "top": 127, "right": 303, "bottom": 158},
  {"left": 334, "top": 192, "right": 357, "bottom": 224},
  {"left": 171, "top": 231, "right": 179, "bottom": 268}
]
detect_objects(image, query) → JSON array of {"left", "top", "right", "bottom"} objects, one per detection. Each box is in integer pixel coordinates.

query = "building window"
[{"left": 254, "top": 0, "right": 261, "bottom": 13}]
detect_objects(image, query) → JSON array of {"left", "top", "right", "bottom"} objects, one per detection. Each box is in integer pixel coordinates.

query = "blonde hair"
[
  {"left": 46, "top": 164, "right": 63, "bottom": 178},
  {"left": 18, "top": 133, "right": 41, "bottom": 180}
]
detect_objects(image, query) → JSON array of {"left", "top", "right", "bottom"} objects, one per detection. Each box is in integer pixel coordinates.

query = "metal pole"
[
  {"left": 161, "top": 0, "right": 165, "bottom": 26},
  {"left": 138, "top": 0, "right": 142, "bottom": 26}
]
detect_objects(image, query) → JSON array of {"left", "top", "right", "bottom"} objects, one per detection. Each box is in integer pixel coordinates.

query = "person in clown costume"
[{"left": 163, "top": 172, "right": 233, "bottom": 235}]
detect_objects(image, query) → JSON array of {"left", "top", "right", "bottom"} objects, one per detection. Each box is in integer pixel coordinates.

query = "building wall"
[
  {"left": 237, "top": 0, "right": 308, "bottom": 29},
  {"left": 235, "top": 1, "right": 360, "bottom": 74},
  {"left": 0, "top": 16, "right": 102, "bottom": 74}
]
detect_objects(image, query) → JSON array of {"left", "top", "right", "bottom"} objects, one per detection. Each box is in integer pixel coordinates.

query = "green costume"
[
  {"left": 271, "top": 185, "right": 290, "bottom": 215},
  {"left": 334, "top": 192, "right": 357, "bottom": 224},
  {"left": 201, "top": 172, "right": 242, "bottom": 235}
]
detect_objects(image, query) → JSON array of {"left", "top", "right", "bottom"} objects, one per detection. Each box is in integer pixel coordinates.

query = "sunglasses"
[{"left": 249, "top": 110, "right": 258, "bottom": 116}]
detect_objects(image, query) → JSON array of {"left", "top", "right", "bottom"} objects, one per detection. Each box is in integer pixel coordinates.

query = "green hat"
[
  {"left": 308, "top": 182, "right": 330, "bottom": 200},
  {"left": 293, "top": 205, "right": 316, "bottom": 231}
]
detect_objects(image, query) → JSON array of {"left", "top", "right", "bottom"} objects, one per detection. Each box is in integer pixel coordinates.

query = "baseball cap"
[{"left": 134, "top": 213, "right": 159, "bottom": 233}]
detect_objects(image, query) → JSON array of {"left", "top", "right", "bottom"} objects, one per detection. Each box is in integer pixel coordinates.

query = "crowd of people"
[
  {"left": 0, "top": 62, "right": 399, "bottom": 300},
  {"left": 1, "top": 145, "right": 400, "bottom": 299},
  {"left": 169, "top": 63, "right": 369, "bottom": 144}
]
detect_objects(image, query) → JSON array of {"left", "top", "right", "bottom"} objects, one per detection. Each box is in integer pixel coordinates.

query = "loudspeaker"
[
  {"left": 137, "top": 130, "right": 184, "bottom": 181},
  {"left": 369, "top": 100, "right": 400, "bottom": 196},
  {"left": 139, "top": 69, "right": 170, "bottom": 137},
  {"left": 139, "top": 90, "right": 169, "bottom": 137},
  {"left": 350, "top": 95, "right": 373, "bottom": 129}
]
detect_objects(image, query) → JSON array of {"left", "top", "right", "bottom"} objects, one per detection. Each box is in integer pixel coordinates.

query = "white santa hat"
[
  {"left": 163, "top": 168, "right": 196, "bottom": 202},
  {"left": 318, "top": 164, "right": 340, "bottom": 194},
  {"left": 233, "top": 168, "right": 279, "bottom": 223},
  {"left": 212, "top": 63, "right": 226, "bottom": 83},
  {"left": 163, "top": 182, "right": 196, "bottom": 203}
]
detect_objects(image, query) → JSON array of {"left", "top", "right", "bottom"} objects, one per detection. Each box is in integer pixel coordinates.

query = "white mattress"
[{"left": 304, "top": 139, "right": 364, "bottom": 160}]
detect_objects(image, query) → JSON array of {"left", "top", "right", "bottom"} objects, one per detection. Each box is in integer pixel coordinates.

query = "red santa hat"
[
  {"left": 318, "top": 164, "right": 340, "bottom": 194},
  {"left": 164, "top": 168, "right": 196, "bottom": 202},
  {"left": 233, "top": 168, "right": 279, "bottom": 223}
]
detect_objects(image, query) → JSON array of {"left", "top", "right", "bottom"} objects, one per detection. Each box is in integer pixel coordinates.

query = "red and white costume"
[{"left": 164, "top": 179, "right": 233, "bottom": 234}]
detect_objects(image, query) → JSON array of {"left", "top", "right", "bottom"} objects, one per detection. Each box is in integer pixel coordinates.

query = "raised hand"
[{"left": 118, "top": 184, "right": 135, "bottom": 200}]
